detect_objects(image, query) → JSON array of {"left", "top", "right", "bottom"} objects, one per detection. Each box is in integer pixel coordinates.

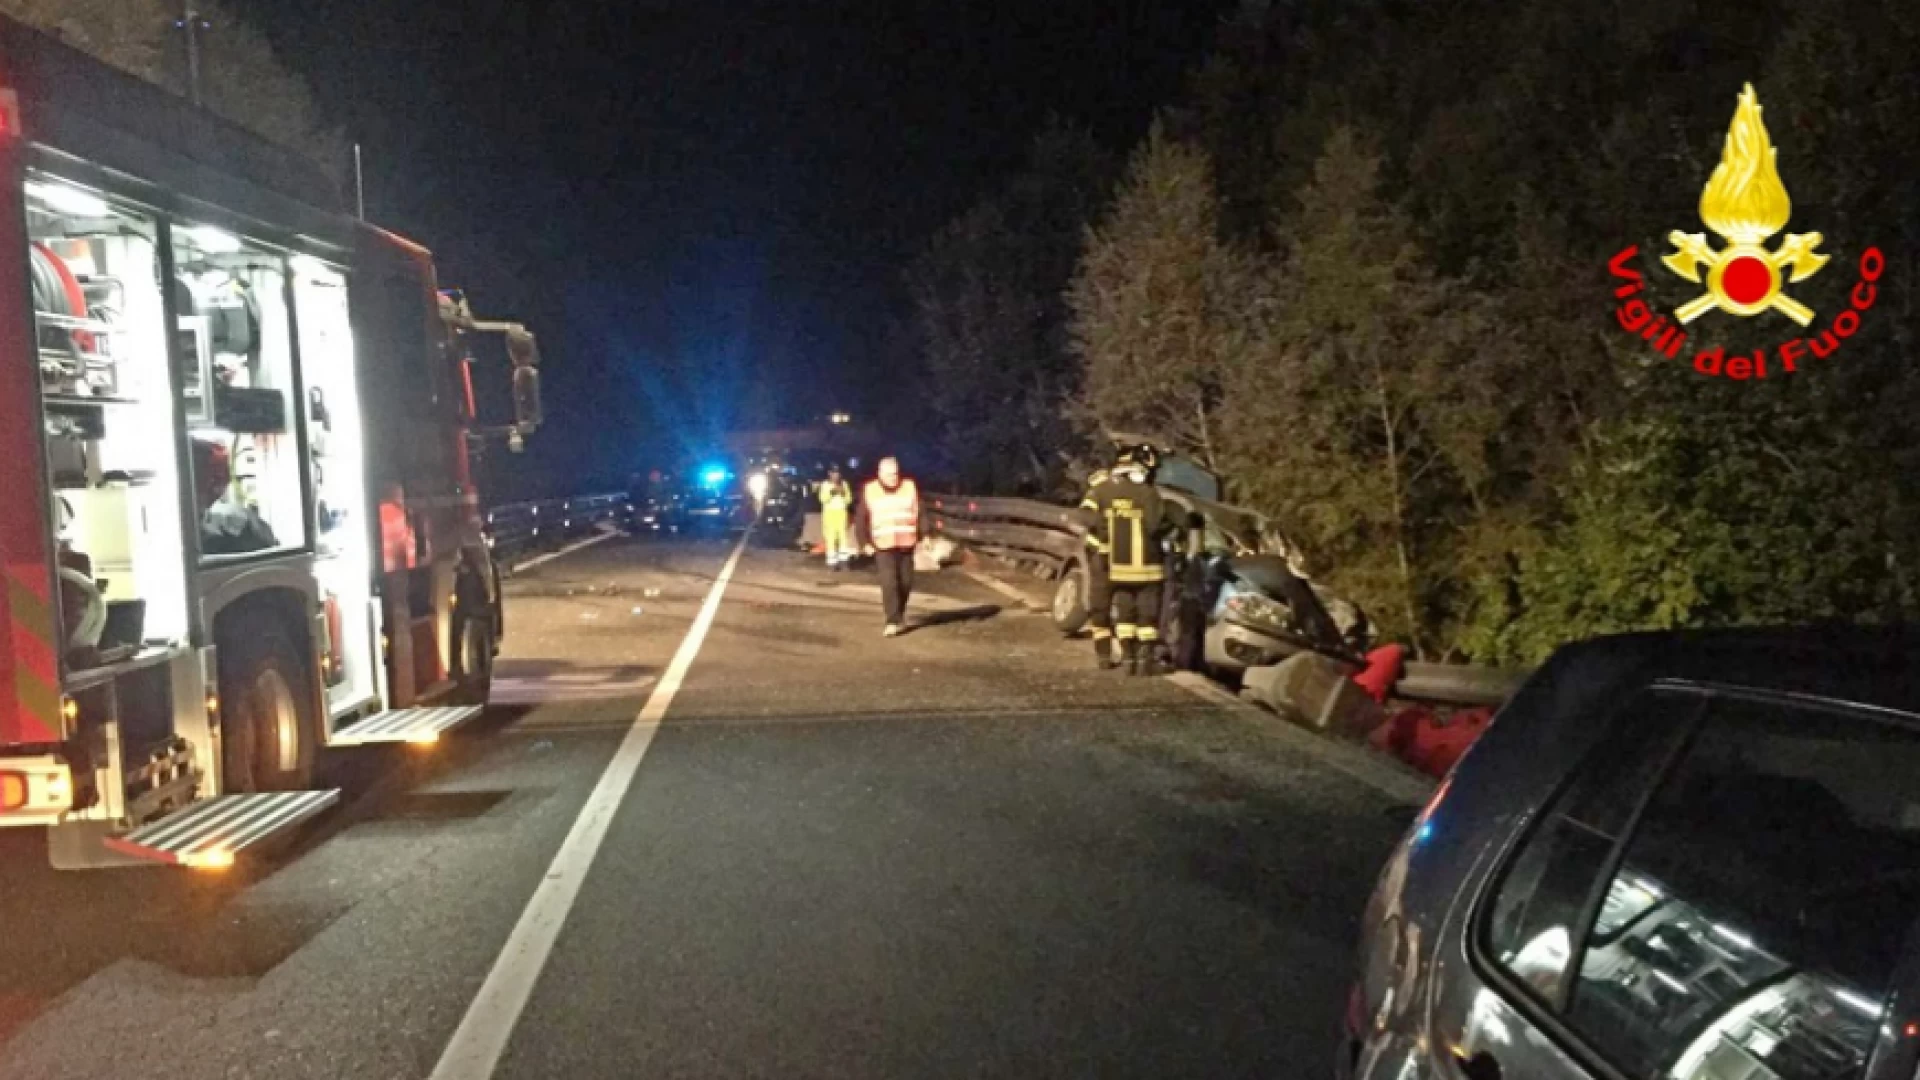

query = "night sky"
[{"left": 241, "top": 0, "right": 1236, "bottom": 496}]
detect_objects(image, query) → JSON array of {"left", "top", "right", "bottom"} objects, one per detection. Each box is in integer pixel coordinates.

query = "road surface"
[{"left": 0, "top": 536, "right": 1419, "bottom": 1079}]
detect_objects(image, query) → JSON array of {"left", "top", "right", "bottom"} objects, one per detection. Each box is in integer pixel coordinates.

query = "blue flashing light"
[
  {"left": 1415, "top": 821, "right": 1435, "bottom": 845},
  {"left": 700, "top": 465, "right": 730, "bottom": 488}
]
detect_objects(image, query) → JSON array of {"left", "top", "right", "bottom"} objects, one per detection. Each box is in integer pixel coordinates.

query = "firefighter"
[
  {"left": 1078, "top": 461, "right": 1118, "bottom": 669},
  {"left": 817, "top": 464, "right": 854, "bottom": 570},
  {"left": 1084, "top": 445, "right": 1173, "bottom": 676}
]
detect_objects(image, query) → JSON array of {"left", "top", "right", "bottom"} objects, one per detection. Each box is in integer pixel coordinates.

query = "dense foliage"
[
  {"left": 903, "top": 122, "right": 1115, "bottom": 497},
  {"left": 2, "top": 0, "right": 343, "bottom": 170},
  {"left": 910, "top": 0, "right": 1920, "bottom": 661}
]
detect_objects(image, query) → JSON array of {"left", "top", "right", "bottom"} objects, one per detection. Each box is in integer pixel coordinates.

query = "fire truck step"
[
  {"left": 103, "top": 790, "right": 340, "bottom": 867},
  {"left": 329, "top": 705, "right": 483, "bottom": 747}
]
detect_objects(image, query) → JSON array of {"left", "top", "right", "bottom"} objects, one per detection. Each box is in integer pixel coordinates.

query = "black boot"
[
  {"left": 1095, "top": 636, "right": 1119, "bottom": 671},
  {"left": 1122, "top": 639, "right": 1141, "bottom": 676},
  {"left": 1137, "top": 646, "right": 1166, "bottom": 678}
]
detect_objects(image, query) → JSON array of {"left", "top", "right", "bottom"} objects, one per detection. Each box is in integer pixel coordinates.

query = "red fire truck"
[{"left": 0, "top": 20, "right": 543, "bottom": 868}]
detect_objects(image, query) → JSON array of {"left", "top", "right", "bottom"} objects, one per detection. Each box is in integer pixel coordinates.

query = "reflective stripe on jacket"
[
  {"left": 1087, "top": 476, "right": 1167, "bottom": 583},
  {"left": 1079, "top": 469, "right": 1112, "bottom": 554},
  {"left": 862, "top": 479, "right": 920, "bottom": 550}
]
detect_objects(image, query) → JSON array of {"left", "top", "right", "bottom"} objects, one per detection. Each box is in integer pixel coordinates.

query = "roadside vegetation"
[
  {"left": 1, "top": 0, "right": 343, "bottom": 171},
  {"left": 905, "top": 0, "right": 1920, "bottom": 662}
]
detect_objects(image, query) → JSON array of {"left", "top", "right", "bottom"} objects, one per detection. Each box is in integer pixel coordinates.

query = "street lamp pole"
[{"left": 181, "top": 3, "right": 204, "bottom": 106}]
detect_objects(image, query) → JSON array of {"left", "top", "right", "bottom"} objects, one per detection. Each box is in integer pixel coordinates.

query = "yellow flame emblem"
[{"left": 1663, "top": 84, "right": 1828, "bottom": 325}]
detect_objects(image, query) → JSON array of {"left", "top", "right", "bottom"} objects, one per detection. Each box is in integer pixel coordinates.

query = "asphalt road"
[{"left": 0, "top": 535, "right": 1417, "bottom": 1080}]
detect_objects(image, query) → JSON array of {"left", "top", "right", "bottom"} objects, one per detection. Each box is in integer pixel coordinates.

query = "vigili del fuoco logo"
[{"left": 1607, "top": 84, "right": 1885, "bottom": 379}]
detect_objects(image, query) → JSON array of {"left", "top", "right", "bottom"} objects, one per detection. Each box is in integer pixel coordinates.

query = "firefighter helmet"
[{"left": 1115, "top": 443, "right": 1159, "bottom": 472}]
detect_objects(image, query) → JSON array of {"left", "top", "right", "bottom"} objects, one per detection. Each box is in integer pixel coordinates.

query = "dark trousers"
[
  {"left": 1112, "top": 581, "right": 1163, "bottom": 644},
  {"left": 1086, "top": 553, "right": 1113, "bottom": 641},
  {"left": 875, "top": 548, "right": 915, "bottom": 625}
]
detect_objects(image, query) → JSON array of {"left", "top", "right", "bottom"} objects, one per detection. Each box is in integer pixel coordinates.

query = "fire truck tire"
[
  {"left": 219, "top": 619, "right": 317, "bottom": 793},
  {"left": 451, "top": 582, "right": 495, "bottom": 707},
  {"left": 489, "top": 559, "right": 505, "bottom": 646}
]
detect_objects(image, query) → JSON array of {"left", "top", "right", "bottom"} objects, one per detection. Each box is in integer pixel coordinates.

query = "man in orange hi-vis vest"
[{"left": 855, "top": 456, "right": 923, "bottom": 637}]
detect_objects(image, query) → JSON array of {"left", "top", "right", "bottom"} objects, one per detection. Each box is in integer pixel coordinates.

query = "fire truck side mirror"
[
  {"left": 506, "top": 328, "right": 539, "bottom": 369},
  {"left": 512, "top": 366, "right": 543, "bottom": 441}
]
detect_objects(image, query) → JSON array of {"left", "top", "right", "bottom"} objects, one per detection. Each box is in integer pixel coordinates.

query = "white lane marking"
[
  {"left": 429, "top": 533, "right": 750, "bottom": 1080},
  {"left": 508, "top": 528, "right": 620, "bottom": 574},
  {"left": 964, "top": 569, "right": 1041, "bottom": 610}
]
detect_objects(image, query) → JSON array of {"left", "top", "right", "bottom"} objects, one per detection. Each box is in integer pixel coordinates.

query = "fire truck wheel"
[
  {"left": 219, "top": 620, "right": 317, "bottom": 792},
  {"left": 451, "top": 609, "right": 495, "bottom": 706}
]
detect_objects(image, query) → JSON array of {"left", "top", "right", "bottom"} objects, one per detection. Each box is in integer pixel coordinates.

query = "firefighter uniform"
[
  {"left": 1078, "top": 468, "right": 1117, "bottom": 669},
  {"left": 818, "top": 474, "right": 853, "bottom": 569},
  {"left": 1085, "top": 465, "right": 1172, "bottom": 676}
]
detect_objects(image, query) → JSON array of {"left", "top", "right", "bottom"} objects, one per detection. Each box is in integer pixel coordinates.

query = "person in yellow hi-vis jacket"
[{"left": 818, "top": 465, "right": 854, "bottom": 570}]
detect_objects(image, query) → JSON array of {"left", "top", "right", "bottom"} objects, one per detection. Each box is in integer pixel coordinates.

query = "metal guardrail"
[
  {"left": 926, "top": 495, "right": 1088, "bottom": 574},
  {"left": 485, "top": 490, "right": 630, "bottom": 563}
]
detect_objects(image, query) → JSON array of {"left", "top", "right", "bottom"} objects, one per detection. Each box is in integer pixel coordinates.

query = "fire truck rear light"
[
  {"left": 0, "top": 760, "right": 73, "bottom": 817},
  {"left": 0, "top": 90, "right": 19, "bottom": 141},
  {"left": 184, "top": 848, "right": 235, "bottom": 870},
  {"left": 62, "top": 696, "right": 79, "bottom": 724}
]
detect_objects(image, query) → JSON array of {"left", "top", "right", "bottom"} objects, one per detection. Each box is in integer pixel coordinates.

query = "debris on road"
[
  {"left": 1368, "top": 704, "right": 1493, "bottom": 778},
  {"left": 1240, "top": 653, "right": 1381, "bottom": 737}
]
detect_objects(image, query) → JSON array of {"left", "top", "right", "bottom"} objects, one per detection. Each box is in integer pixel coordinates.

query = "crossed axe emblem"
[{"left": 1663, "top": 231, "right": 1829, "bottom": 326}]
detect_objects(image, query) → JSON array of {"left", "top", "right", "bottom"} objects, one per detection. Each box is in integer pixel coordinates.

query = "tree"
[
  {"left": 906, "top": 122, "right": 1114, "bottom": 496},
  {"left": 1068, "top": 121, "right": 1247, "bottom": 471},
  {"left": 922, "top": 0, "right": 1920, "bottom": 659},
  {"left": 1219, "top": 129, "right": 1499, "bottom": 657},
  {"left": 1, "top": 0, "right": 343, "bottom": 171}
]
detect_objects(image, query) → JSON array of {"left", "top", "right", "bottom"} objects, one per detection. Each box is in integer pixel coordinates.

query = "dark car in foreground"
[{"left": 1343, "top": 626, "right": 1920, "bottom": 1080}]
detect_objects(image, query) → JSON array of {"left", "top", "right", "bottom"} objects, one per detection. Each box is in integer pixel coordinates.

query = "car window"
[
  {"left": 1561, "top": 696, "right": 1920, "bottom": 1080},
  {"left": 1484, "top": 689, "right": 1702, "bottom": 1007}
]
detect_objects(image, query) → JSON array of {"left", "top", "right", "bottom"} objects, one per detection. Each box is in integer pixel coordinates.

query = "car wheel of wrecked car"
[{"left": 1051, "top": 560, "right": 1089, "bottom": 634}]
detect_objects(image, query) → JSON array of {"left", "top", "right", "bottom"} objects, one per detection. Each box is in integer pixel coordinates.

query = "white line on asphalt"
[
  {"left": 964, "top": 569, "right": 1040, "bottom": 610},
  {"left": 429, "top": 533, "right": 750, "bottom": 1080},
  {"left": 508, "top": 528, "right": 620, "bottom": 574}
]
